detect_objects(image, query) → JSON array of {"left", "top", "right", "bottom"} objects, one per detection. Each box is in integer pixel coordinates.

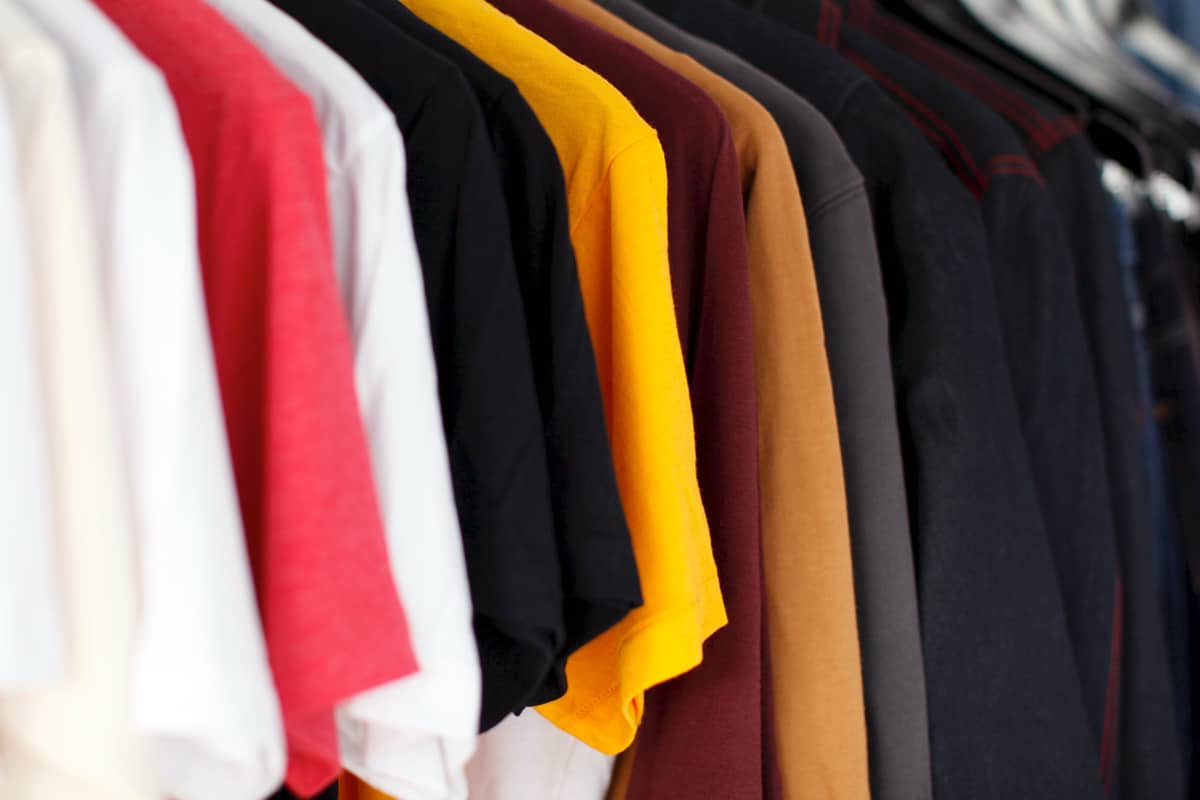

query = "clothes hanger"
[
  {"left": 1092, "top": 108, "right": 1199, "bottom": 207},
  {"left": 1020, "top": 0, "right": 1181, "bottom": 104},
  {"left": 896, "top": 0, "right": 1152, "bottom": 122},
  {"left": 1028, "top": 0, "right": 1200, "bottom": 184},
  {"left": 1090, "top": 0, "right": 1200, "bottom": 100},
  {"left": 1147, "top": 168, "right": 1200, "bottom": 227},
  {"left": 1091, "top": 107, "right": 1155, "bottom": 177},
  {"left": 859, "top": 0, "right": 1167, "bottom": 177},
  {"left": 888, "top": 0, "right": 1200, "bottom": 181},
  {"left": 889, "top": 0, "right": 1089, "bottom": 113},
  {"left": 956, "top": 0, "right": 1174, "bottom": 116},
  {"left": 1042, "top": 0, "right": 1200, "bottom": 190},
  {"left": 961, "top": 0, "right": 1200, "bottom": 152},
  {"left": 1100, "top": 150, "right": 1142, "bottom": 209}
]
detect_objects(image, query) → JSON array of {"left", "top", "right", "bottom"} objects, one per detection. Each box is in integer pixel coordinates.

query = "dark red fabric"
[
  {"left": 92, "top": 1, "right": 418, "bottom": 794},
  {"left": 483, "top": 1, "right": 762, "bottom": 796}
]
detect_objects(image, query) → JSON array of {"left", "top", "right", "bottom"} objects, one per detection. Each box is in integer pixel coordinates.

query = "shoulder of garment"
[
  {"left": 397, "top": 0, "right": 727, "bottom": 759},
  {"left": 10, "top": 1, "right": 292, "bottom": 799},
  {"left": 87, "top": 1, "right": 423, "bottom": 795},
  {"left": 0, "top": 5, "right": 158, "bottom": 798},
  {"left": 202, "top": 3, "right": 482, "bottom": 799},
  {"left": 401, "top": 0, "right": 663, "bottom": 231},
  {"left": 0, "top": 20, "right": 62, "bottom": 698}
]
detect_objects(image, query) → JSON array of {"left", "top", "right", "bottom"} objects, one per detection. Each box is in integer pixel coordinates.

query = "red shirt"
[{"left": 92, "top": 1, "right": 418, "bottom": 794}]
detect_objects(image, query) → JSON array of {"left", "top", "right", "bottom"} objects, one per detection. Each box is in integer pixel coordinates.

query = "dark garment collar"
[{"left": 751, "top": 0, "right": 1048, "bottom": 197}]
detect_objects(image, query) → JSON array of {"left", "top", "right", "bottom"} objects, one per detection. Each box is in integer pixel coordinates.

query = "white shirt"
[
  {"left": 0, "top": 4, "right": 152, "bottom": 797},
  {"left": 10, "top": 3, "right": 288, "bottom": 799},
  {"left": 0, "top": 75, "right": 63, "bottom": 693},
  {"left": 466, "top": 712, "right": 614, "bottom": 800},
  {"left": 204, "top": 3, "right": 481, "bottom": 799}
]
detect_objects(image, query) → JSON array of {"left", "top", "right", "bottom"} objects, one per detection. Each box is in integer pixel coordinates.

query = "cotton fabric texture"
[
  {"left": 814, "top": 5, "right": 1189, "bottom": 792},
  {"left": 400, "top": 0, "right": 724, "bottom": 756},
  {"left": 637, "top": 0, "right": 1108, "bottom": 795},
  {"left": 90, "top": 0, "right": 420, "bottom": 792},
  {"left": 12, "top": 2, "right": 287, "bottom": 797},
  {"left": 269, "top": 0, "right": 570, "bottom": 732},
  {"left": 0, "top": 5, "right": 153, "bottom": 797},
  {"left": 578, "top": 3, "right": 931, "bottom": 795},
  {"left": 203, "top": 2, "right": 481, "bottom": 798},
  {"left": 543, "top": 3, "right": 869, "bottom": 797},
  {"left": 354, "top": 0, "right": 642, "bottom": 718},
  {"left": 749, "top": 6, "right": 1127, "bottom": 788},
  {"left": 484, "top": 3, "right": 766, "bottom": 799}
]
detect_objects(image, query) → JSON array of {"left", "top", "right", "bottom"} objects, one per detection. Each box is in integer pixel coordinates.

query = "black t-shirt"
[
  {"left": 805, "top": 4, "right": 1188, "bottom": 790},
  {"left": 1020, "top": 86, "right": 1190, "bottom": 800},
  {"left": 270, "top": 0, "right": 564, "bottom": 731},
  {"left": 1042, "top": 137, "right": 1189, "bottom": 800},
  {"left": 756, "top": 0, "right": 1125, "bottom": 779},
  {"left": 636, "top": 0, "right": 1104, "bottom": 795},
  {"left": 1132, "top": 202, "right": 1200, "bottom": 792},
  {"left": 352, "top": 0, "right": 642, "bottom": 719},
  {"left": 805, "top": 9, "right": 1187, "bottom": 793}
]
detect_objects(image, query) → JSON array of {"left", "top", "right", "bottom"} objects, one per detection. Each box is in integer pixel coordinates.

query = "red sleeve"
[
  {"left": 87, "top": 2, "right": 420, "bottom": 794},
  {"left": 205, "top": 88, "right": 419, "bottom": 798}
]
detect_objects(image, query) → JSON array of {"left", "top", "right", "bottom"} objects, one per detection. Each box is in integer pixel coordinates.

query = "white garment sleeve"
[
  {"left": 466, "top": 711, "right": 615, "bottom": 800},
  {"left": 0, "top": 6, "right": 153, "bottom": 797},
  {"left": 96, "top": 67, "right": 286, "bottom": 800},
  {"left": 333, "top": 120, "right": 482, "bottom": 800},
  {"left": 199, "top": 2, "right": 482, "bottom": 794},
  {"left": 0, "top": 81, "right": 63, "bottom": 693},
  {"left": 8, "top": 2, "right": 289, "bottom": 796}
]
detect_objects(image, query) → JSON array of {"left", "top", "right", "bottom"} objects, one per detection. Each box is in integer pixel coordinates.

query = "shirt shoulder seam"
[
  {"left": 328, "top": 113, "right": 399, "bottom": 178},
  {"left": 830, "top": 75, "right": 876, "bottom": 126},
  {"left": 805, "top": 179, "right": 868, "bottom": 223},
  {"left": 569, "top": 130, "right": 661, "bottom": 237}
]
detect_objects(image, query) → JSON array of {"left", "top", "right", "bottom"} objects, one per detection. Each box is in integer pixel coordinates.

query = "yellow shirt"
[
  {"left": 549, "top": 3, "right": 871, "bottom": 799},
  {"left": 400, "top": 0, "right": 724, "bottom": 756},
  {"left": 339, "top": 773, "right": 386, "bottom": 800}
]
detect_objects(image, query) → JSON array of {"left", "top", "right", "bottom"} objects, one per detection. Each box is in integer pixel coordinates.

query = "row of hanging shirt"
[
  {"left": 0, "top": 0, "right": 743, "bottom": 798},
  {"left": 5, "top": 0, "right": 1200, "bottom": 799}
]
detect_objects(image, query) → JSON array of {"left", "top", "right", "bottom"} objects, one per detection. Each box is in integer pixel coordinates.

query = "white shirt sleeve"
[
  {"left": 0, "top": 76, "right": 63, "bottom": 694},
  {"left": 200, "top": 4, "right": 481, "bottom": 797},
  {"left": 0, "top": 5, "right": 154, "bottom": 797},
  {"left": 9, "top": 2, "right": 288, "bottom": 798},
  {"left": 332, "top": 120, "right": 481, "bottom": 800},
  {"left": 466, "top": 711, "right": 615, "bottom": 800}
]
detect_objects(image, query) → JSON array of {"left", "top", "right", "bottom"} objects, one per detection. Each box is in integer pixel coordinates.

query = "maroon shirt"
[{"left": 484, "top": 1, "right": 765, "bottom": 797}]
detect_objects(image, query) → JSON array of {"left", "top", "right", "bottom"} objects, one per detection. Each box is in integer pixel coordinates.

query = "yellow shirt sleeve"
[
  {"left": 398, "top": 0, "right": 725, "bottom": 754},
  {"left": 536, "top": 136, "right": 726, "bottom": 754}
]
